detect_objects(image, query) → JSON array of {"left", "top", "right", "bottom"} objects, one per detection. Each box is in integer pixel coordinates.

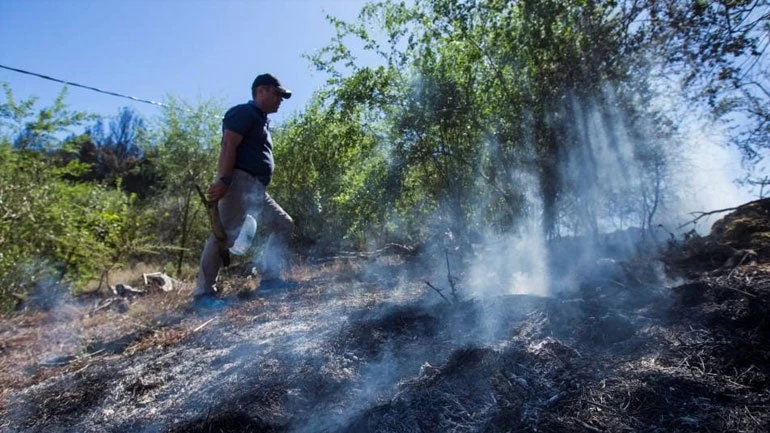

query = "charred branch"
[
  {"left": 425, "top": 280, "right": 452, "bottom": 304},
  {"left": 445, "top": 249, "right": 459, "bottom": 303}
]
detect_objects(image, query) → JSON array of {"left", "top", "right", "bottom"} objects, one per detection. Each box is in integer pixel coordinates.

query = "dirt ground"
[{"left": 1, "top": 200, "right": 769, "bottom": 433}]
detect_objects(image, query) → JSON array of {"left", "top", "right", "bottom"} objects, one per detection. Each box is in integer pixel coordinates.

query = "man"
[{"left": 194, "top": 73, "right": 295, "bottom": 307}]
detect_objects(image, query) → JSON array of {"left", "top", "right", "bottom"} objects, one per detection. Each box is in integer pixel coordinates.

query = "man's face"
[{"left": 256, "top": 85, "right": 284, "bottom": 114}]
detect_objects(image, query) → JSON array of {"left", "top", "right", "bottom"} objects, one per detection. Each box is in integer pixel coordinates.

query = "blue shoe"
[
  {"left": 257, "top": 278, "right": 298, "bottom": 293},
  {"left": 192, "top": 293, "right": 228, "bottom": 310}
]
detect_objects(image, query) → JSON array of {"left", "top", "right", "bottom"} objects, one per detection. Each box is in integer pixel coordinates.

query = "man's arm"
[{"left": 207, "top": 129, "right": 243, "bottom": 201}]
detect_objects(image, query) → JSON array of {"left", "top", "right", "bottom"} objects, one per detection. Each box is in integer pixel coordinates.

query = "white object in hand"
[{"left": 229, "top": 214, "right": 257, "bottom": 256}]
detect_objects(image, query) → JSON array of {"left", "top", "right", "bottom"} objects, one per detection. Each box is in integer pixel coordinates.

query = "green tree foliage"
[
  {"left": 0, "top": 145, "right": 157, "bottom": 309},
  {"left": 0, "top": 83, "right": 93, "bottom": 150},
  {"left": 300, "top": 0, "right": 679, "bottom": 245},
  {"left": 141, "top": 97, "right": 222, "bottom": 275},
  {"left": 0, "top": 84, "right": 224, "bottom": 312},
  {"left": 634, "top": 0, "right": 770, "bottom": 191},
  {"left": 1, "top": 0, "right": 765, "bottom": 311},
  {"left": 79, "top": 107, "right": 155, "bottom": 197},
  {"left": 0, "top": 87, "right": 159, "bottom": 312},
  {"left": 271, "top": 94, "right": 388, "bottom": 250}
]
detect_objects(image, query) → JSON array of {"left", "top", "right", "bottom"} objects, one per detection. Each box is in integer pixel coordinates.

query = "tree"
[
  {"left": 633, "top": 0, "right": 770, "bottom": 189},
  {"left": 143, "top": 97, "right": 222, "bottom": 276},
  {"left": 76, "top": 107, "right": 152, "bottom": 195},
  {"left": 0, "top": 86, "right": 156, "bottom": 311},
  {"left": 304, "top": 0, "right": 678, "bottom": 245},
  {"left": 271, "top": 93, "right": 387, "bottom": 249},
  {"left": 0, "top": 84, "right": 92, "bottom": 151}
]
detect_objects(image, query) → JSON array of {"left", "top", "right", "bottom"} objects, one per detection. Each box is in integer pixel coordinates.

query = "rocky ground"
[{"left": 1, "top": 200, "right": 769, "bottom": 433}]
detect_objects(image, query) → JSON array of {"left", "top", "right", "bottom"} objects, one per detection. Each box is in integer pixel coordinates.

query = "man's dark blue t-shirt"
[{"left": 223, "top": 101, "right": 274, "bottom": 186}]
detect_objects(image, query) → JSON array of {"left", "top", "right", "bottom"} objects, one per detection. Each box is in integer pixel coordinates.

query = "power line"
[{"left": 0, "top": 63, "right": 170, "bottom": 109}]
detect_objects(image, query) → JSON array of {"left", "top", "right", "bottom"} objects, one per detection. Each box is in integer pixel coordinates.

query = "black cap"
[{"left": 251, "top": 73, "right": 292, "bottom": 99}]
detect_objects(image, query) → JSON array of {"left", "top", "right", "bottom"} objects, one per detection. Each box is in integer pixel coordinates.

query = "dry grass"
[
  {"left": 79, "top": 262, "right": 169, "bottom": 294},
  {"left": 0, "top": 257, "right": 360, "bottom": 404},
  {"left": 0, "top": 273, "right": 198, "bottom": 403},
  {"left": 3, "top": 250, "right": 769, "bottom": 432},
  {"left": 125, "top": 326, "right": 193, "bottom": 355}
]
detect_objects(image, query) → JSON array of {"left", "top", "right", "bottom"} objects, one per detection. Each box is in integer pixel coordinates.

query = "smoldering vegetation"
[
  {"left": 2, "top": 85, "right": 768, "bottom": 433},
  {"left": 3, "top": 60, "right": 765, "bottom": 433},
  {"left": 2, "top": 5, "right": 768, "bottom": 433},
  {"left": 2, "top": 198, "right": 769, "bottom": 433}
]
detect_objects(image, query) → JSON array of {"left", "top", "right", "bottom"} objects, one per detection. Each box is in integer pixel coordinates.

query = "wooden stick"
[
  {"left": 720, "top": 284, "right": 757, "bottom": 299},
  {"left": 727, "top": 251, "right": 755, "bottom": 279},
  {"left": 677, "top": 199, "right": 764, "bottom": 229},
  {"left": 193, "top": 318, "right": 216, "bottom": 333},
  {"left": 445, "top": 249, "right": 458, "bottom": 302},
  {"left": 195, "top": 184, "right": 230, "bottom": 267},
  {"left": 576, "top": 419, "right": 602, "bottom": 433},
  {"left": 425, "top": 280, "right": 452, "bottom": 304}
]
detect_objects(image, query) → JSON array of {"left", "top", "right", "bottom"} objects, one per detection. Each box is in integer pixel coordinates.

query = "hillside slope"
[{"left": 1, "top": 201, "right": 769, "bottom": 433}]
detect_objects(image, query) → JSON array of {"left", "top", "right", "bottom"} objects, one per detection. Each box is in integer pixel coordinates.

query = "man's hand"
[
  {"left": 207, "top": 180, "right": 229, "bottom": 202},
  {"left": 208, "top": 129, "right": 242, "bottom": 202},
  {"left": 195, "top": 183, "right": 230, "bottom": 267}
]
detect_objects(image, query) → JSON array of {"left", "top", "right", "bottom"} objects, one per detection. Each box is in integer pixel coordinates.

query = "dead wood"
[
  {"left": 679, "top": 206, "right": 743, "bottom": 229},
  {"left": 3, "top": 199, "right": 770, "bottom": 433},
  {"left": 307, "top": 243, "right": 418, "bottom": 263},
  {"left": 445, "top": 249, "right": 459, "bottom": 302},
  {"left": 195, "top": 184, "right": 230, "bottom": 267},
  {"left": 192, "top": 318, "right": 216, "bottom": 333},
  {"left": 425, "top": 280, "right": 452, "bottom": 304},
  {"left": 142, "top": 272, "right": 176, "bottom": 292}
]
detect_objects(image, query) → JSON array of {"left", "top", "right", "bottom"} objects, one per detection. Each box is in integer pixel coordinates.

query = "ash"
[{"left": 2, "top": 203, "right": 769, "bottom": 433}]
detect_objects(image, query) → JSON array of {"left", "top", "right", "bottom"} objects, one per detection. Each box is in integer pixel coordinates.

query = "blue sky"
[{"left": 0, "top": 0, "right": 372, "bottom": 125}]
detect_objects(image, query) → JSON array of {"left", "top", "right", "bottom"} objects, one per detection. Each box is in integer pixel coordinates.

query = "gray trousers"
[{"left": 195, "top": 169, "right": 293, "bottom": 295}]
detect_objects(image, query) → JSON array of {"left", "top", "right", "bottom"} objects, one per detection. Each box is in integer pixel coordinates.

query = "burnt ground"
[{"left": 1, "top": 202, "right": 770, "bottom": 433}]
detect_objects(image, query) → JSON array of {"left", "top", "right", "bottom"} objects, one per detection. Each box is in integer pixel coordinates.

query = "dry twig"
[
  {"left": 445, "top": 249, "right": 459, "bottom": 302},
  {"left": 678, "top": 205, "right": 743, "bottom": 229},
  {"left": 425, "top": 281, "right": 452, "bottom": 304},
  {"left": 577, "top": 419, "right": 603, "bottom": 432},
  {"left": 193, "top": 318, "right": 216, "bottom": 333}
]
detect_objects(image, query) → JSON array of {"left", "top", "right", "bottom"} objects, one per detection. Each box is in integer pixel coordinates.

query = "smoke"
[
  {"left": 462, "top": 83, "right": 752, "bottom": 299},
  {"left": 455, "top": 88, "right": 660, "bottom": 300},
  {"left": 669, "top": 118, "right": 754, "bottom": 233},
  {"left": 464, "top": 172, "right": 550, "bottom": 298},
  {"left": 558, "top": 90, "right": 651, "bottom": 234},
  {"left": 291, "top": 345, "right": 406, "bottom": 433},
  {"left": 8, "top": 61, "right": 759, "bottom": 433},
  {"left": 644, "top": 69, "right": 755, "bottom": 234}
]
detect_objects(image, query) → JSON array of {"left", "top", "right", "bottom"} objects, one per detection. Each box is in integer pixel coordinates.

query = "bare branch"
[
  {"left": 445, "top": 249, "right": 459, "bottom": 302},
  {"left": 678, "top": 206, "right": 740, "bottom": 229},
  {"left": 425, "top": 280, "right": 452, "bottom": 304},
  {"left": 678, "top": 198, "right": 764, "bottom": 229}
]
